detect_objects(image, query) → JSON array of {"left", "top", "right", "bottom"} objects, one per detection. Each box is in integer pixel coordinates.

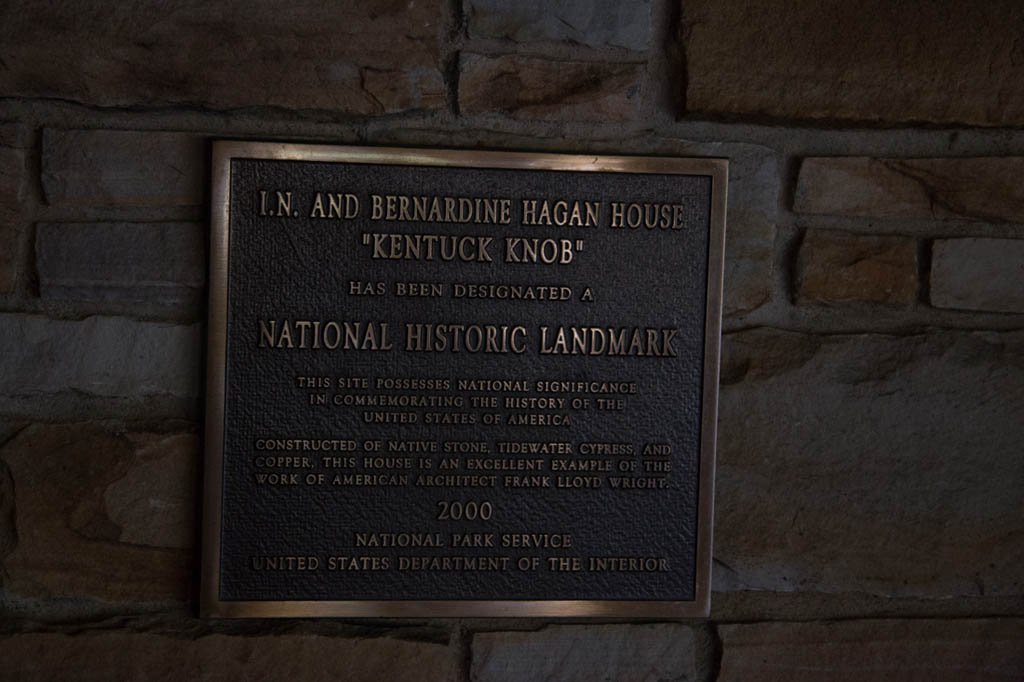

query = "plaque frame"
[{"left": 202, "top": 142, "right": 727, "bottom": 618}]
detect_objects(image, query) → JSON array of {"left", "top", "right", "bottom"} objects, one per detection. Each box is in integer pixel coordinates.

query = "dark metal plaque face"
[{"left": 202, "top": 143, "right": 726, "bottom": 618}]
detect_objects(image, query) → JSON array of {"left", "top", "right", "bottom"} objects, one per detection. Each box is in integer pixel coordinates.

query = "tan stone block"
[
  {"left": 0, "top": 632, "right": 456, "bottom": 682},
  {"left": 0, "top": 424, "right": 196, "bottom": 601},
  {"left": 797, "top": 231, "right": 917, "bottom": 305},
  {"left": 716, "top": 328, "right": 1024, "bottom": 597},
  {"left": 459, "top": 55, "right": 643, "bottom": 122},
  {"left": 794, "top": 157, "right": 1024, "bottom": 221},
  {"left": 104, "top": 433, "right": 198, "bottom": 550},
  {"left": 719, "top": 619, "right": 1024, "bottom": 682},
  {"left": 683, "top": 1, "right": 1024, "bottom": 126}
]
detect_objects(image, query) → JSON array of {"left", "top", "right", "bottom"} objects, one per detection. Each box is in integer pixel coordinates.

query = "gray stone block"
[
  {"left": 472, "top": 625, "right": 696, "bottom": 682},
  {"left": 717, "top": 144, "right": 777, "bottom": 315},
  {"left": 0, "top": 631, "right": 456, "bottom": 681},
  {"left": 648, "top": 140, "right": 777, "bottom": 316},
  {"left": 42, "top": 129, "right": 206, "bottom": 206},
  {"left": 0, "top": 122, "right": 28, "bottom": 293},
  {"left": 931, "top": 238, "right": 1024, "bottom": 314},
  {"left": 467, "top": 0, "right": 652, "bottom": 50},
  {"left": 0, "top": 314, "right": 201, "bottom": 400},
  {"left": 0, "top": 455, "right": 14, "bottom": 561},
  {"left": 36, "top": 222, "right": 205, "bottom": 304},
  {"left": 459, "top": 54, "right": 644, "bottom": 122},
  {"left": 0, "top": 1, "right": 445, "bottom": 115}
]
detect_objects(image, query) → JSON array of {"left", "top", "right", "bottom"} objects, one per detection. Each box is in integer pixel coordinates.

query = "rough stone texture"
[
  {"left": 466, "top": 0, "right": 652, "bottom": 50},
  {"left": 459, "top": 55, "right": 643, "bottom": 122},
  {"left": 0, "top": 314, "right": 201, "bottom": 400},
  {"left": 42, "top": 130, "right": 206, "bottom": 207},
  {"left": 719, "top": 619, "right": 1024, "bottom": 681},
  {"left": 0, "top": 632, "right": 455, "bottom": 681},
  {"left": 589, "top": 138, "right": 777, "bottom": 316},
  {"left": 103, "top": 433, "right": 198, "bottom": 550},
  {"left": 796, "top": 231, "right": 917, "bottom": 305},
  {"left": 794, "top": 157, "right": 1024, "bottom": 222},
  {"left": 0, "top": 124, "right": 24, "bottom": 148},
  {"left": 0, "top": 1, "right": 444, "bottom": 115},
  {"left": 37, "top": 222, "right": 206, "bottom": 304},
  {"left": 931, "top": 238, "right": 1024, "bottom": 314},
  {"left": 471, "top": 625, "right": 695, "bottom": 682},
  {"left": 715, "top": 328, "right": 1024, "bottom": 597},
  {"left": 0, "top": 424, "right": 196, "bottom": 601},
  {"left": 0, "top": 122, "right": 28, "bottom": 293},
  {"left": 0, "top": 455, "right": 14, "bottom": 561},
  {"left": 683, "top": 1, "right": 1024, "bottom": 126},
  {"left": 722, "top": 216, "right": 775, "bottom": 316},
  {"left": 715, "top": 144, "right": 777, "bottom": 315}
]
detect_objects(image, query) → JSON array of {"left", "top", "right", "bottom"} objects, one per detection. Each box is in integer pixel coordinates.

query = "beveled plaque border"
[{"left": 202, "top": 142, "right": 727, "bottom": 618}]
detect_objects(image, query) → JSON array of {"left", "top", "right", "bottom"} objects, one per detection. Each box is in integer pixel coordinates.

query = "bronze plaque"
[{"left": 202, "top": 142, "right": 726, "bottom": 617}]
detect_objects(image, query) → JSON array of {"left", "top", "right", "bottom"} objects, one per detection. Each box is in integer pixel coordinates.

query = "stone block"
[
  {"left": 471, "top": 625, "right": 696, "bottom": 682},
  {"left": 716, "top": 328, "right": 1024, "bottom": 597},
  {"left": 42, "top": 130, "right": 205, "bottom": 206},
  {"left": 796, "top": 231, "right": 917, "bottom": 305},
  {"left": 931, "top": 238, "right": 1024, "bottom": 314},
  {"left": 0, "top": 122, "right": 27, "bottom": 149},
  {"left": 717, "top": 145, "right": 777, "bottom": 315},
  {"left": 719, "top": 619, "right": 1024, "bottom": 681},
  {"left": 683, "top": 1, "right": 1024, "bottom": 126},
  {"left": 0, "top": 456, "right": 14, "bottom": 560},
  {"left": 0, "top": 122, "right": 28, "bottom": 293},
  {"left": 0, "top": 314, "right": 201, "bottom": 400},
  {"left": 0, "top": 631, "right": 456, "bottom": 681},
  {"left": 722, "top": 210, "right": 776, "bottom": 316},
  {"left": 459, "top": 55, "right": 643, "bottom": 122},
  {"left": 104, "top": 433, "right": 198, "bottom": 550},
  {"left": 0, "top": 424, "right": 197, "bottom": 601},
  {"left": 467, "top": 0, "right": 652, "bottom": 50},
  {"left": 36, "top": 222, "right": 206, "bottom": 304},
  {"left": 648, "top": 140, "right": 778, "bottom": 315},
  {"left": 794, "top": 157, "right": 1024, "bottom": 222},
  {"left": 0, "top": 1, "right": 445, "bottom": 115}
]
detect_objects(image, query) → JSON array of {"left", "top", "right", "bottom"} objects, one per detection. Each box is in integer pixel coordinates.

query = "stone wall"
[{"left": 1, "top": 1, "right": 1023, "bottom": 680}]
